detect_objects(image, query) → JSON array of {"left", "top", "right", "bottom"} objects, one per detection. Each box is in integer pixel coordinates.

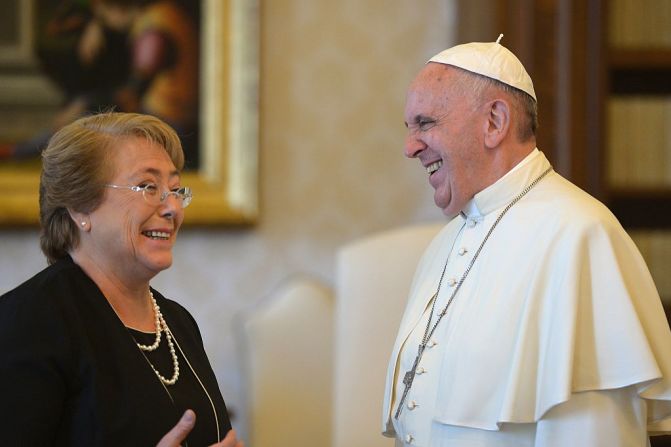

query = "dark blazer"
[{"left": 0, "top": 256, "right": 232, "bottom": 446}]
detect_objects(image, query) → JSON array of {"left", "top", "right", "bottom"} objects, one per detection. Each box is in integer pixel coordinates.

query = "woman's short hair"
[{"left": 39, "top": 112, "right": 185, "bottom": 264}]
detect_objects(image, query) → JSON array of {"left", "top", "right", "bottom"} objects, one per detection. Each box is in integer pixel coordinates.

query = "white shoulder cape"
[{"left": 382, "top": 150, "right": 671, "bottom": 434}]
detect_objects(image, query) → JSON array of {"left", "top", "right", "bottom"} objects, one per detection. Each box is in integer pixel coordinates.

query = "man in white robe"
[{"left": 381, "top": 37, "right": 671, "bottom": 446}]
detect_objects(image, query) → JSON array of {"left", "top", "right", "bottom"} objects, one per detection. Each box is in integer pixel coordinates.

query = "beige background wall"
[{"left": 0, "top": 0, "right": 454, "bottom": 440}]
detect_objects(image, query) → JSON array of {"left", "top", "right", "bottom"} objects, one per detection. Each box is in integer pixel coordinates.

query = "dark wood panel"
[
  {"left": 610, "top": 49, "right": 671, "bottom": 69},
  {"left": 608, "top": 193, "right": 671, "bottom": 229},
  {"left": 611, "top": 68, "right": 671, "bottom": 94},
  {"left": 652, "top": 434, "right": 671, "bottom": 446}
]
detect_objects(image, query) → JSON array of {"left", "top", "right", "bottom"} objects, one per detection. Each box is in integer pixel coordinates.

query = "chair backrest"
[
  {"left": 242, "top": 276, "right": 334, "bottom": 447},
  {"left": 333, "top": 223, "right": 444, "bottom": 447}
]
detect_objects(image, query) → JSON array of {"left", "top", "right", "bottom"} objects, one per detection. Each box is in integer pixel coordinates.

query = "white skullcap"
[{"left": 427, "top": 34, "right": 536, "bottom": 101}]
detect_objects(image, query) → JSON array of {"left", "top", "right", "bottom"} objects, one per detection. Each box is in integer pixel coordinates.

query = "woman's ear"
[
  {"left": 483, "top": 99, "right": 511, "bottom": 148},
  {"left": 68, "top": 209, "right": 91, "bottom": 232}
]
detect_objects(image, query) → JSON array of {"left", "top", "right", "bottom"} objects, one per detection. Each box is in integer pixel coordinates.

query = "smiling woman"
[
  {"left": 71, "top": 135, "right": 187, "bottom": 281},
  {"left": 0, "top": 112, "right": 243, "bottom": 447}
]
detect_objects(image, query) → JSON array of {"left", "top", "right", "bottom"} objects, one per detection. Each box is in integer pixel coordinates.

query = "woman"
[{"left": 0, "top": 112, "right": 242, "bottom": 447}]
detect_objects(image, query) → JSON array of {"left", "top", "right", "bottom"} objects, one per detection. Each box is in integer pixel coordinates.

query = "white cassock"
[{"left": 382, "top": 149, "right": 671, "bottom": 447}]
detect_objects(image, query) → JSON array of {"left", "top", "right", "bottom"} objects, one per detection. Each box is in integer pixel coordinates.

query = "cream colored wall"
[{"left": 0, "top": 0, "right": 453, "bottom": 440}]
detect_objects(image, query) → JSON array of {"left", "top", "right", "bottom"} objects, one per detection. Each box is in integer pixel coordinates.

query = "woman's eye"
[{"left": 141, "top": 183, "right": 159, "bottom": 194}]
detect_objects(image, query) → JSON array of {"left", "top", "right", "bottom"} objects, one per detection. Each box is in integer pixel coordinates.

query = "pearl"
[
  {"left": 136, "top": 292, "right": 162, "bottom": 352},
  {"left": 137, "top": 290, "right": 180, "bottom": 386}
]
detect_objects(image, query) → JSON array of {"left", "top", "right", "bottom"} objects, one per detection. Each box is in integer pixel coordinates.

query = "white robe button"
[
  {"left": 467, "top": 219, "right": 477, "bottom": 228},
  {"left": 447, "top": 278, "right": 457, "bottom": 287},
  {"left": 406, "top": 434, "right": 414, "bottom": 443},
  {"left": 407, "top": 400, "right": 418, "bottom": 410},
  {"left": 458, "top": 247, "right": 468, "bottom": 256},
  {"left": 428, "top": 339, "right": 438, "bottom": 348},
  {"left": 416, "top": 366, "right": 426, "bottom": 374}
]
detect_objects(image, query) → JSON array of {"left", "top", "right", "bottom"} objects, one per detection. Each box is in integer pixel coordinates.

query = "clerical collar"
[
  {"left": 461, "top": 148, "right": 545, "bottom": 217},
  {"left": 460, "top": 197, "right": 482, "bottom": 220}
]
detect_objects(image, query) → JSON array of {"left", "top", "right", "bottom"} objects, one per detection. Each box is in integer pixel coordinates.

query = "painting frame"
[{"left": 0, "top": 0, "right": 259, "bottom": 227}]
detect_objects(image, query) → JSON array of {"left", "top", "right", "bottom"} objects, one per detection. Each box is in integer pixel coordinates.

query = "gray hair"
[{"left": 453, "top": 67, "right": 538, "bottom": 142}]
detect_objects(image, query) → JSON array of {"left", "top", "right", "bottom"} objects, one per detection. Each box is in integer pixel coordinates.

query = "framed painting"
[{"left": 0, "top": 0, "right": 258, "bottom": 226}]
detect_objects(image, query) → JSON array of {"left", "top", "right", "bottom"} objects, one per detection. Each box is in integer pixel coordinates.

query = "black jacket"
[{"left": 0, "top": 256, "right": 232, "bottom": 446}]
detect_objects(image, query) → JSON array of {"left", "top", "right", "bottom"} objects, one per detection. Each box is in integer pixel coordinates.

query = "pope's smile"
[{"left": 426, "top": 160, "right": 443, "bottom": 176}]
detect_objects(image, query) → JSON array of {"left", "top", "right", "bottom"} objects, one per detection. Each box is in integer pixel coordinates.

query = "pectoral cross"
[{"left": 394, "top": 344, "right": 425, "bottom": 419}]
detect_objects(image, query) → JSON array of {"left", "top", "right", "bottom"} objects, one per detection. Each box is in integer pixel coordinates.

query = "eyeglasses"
[{"left": 105, "top": 183, "right": 193, "bottom": 208}]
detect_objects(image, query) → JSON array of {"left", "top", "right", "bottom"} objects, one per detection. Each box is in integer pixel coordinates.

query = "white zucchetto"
[{"left": 428, "top": 34, "right": 537, "bottom": 101}]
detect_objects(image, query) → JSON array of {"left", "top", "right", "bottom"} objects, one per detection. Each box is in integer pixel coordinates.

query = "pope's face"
[
  {"left": 87, "top": 137, "right": 184, "bottom": 283},
  {"left": 404, "top": 64, "right": 488, "bottom": 218}
]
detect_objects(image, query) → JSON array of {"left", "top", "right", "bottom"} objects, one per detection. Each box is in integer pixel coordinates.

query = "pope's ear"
[
  {"left": 483, "top": 99, "right": 510, "bottom": 148},
  {"left": 67, "top": 208, "right": 90, "bottom": 232}
]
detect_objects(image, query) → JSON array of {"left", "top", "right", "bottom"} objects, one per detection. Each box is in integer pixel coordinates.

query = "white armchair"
[
  {"left": 241, "top": 276, "right": 334, "bottom": 447},
  {"left": 239, "top": 223, "right": 443, "bottom": 447}
]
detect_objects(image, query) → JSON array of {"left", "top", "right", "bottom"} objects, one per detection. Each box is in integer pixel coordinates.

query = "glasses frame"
[{"left": 105, "top": 183, "right": 193, "bottom": 208}]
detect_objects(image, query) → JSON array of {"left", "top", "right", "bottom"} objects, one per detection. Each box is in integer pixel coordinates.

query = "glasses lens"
[
  {"left": 180, "top": 187, "right": 192, "bottom": 208},
  {"left": 139, "top": 185, "right": 192, "bottom": 208},
  {"left": 141, "top": 184, "right": 160, "bottom": 206}
]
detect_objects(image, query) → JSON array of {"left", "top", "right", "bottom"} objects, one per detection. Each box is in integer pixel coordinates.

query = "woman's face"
[{"left": 87, "top": 136, "right": 184, "bottom": 284}]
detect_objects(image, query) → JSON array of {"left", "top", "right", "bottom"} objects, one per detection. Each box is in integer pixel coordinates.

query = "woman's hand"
[
  {"left": 157, "top": 410, "right": 196, "bottom": 447},
  {"left": 219, "top": 428, "right": 244, "bottom": 447},
  {"left": 157, "top": 410, "right": 244, "bottom": 447}
]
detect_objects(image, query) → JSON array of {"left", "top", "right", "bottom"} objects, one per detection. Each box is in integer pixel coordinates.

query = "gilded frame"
[{"left": 0, "top": 0, "right": 258, "bottom": 226}]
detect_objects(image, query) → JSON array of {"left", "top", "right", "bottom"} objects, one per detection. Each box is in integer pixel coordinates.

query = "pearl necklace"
[{"left": 136, "top": 291, "right": 180, "bottom": 386}]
